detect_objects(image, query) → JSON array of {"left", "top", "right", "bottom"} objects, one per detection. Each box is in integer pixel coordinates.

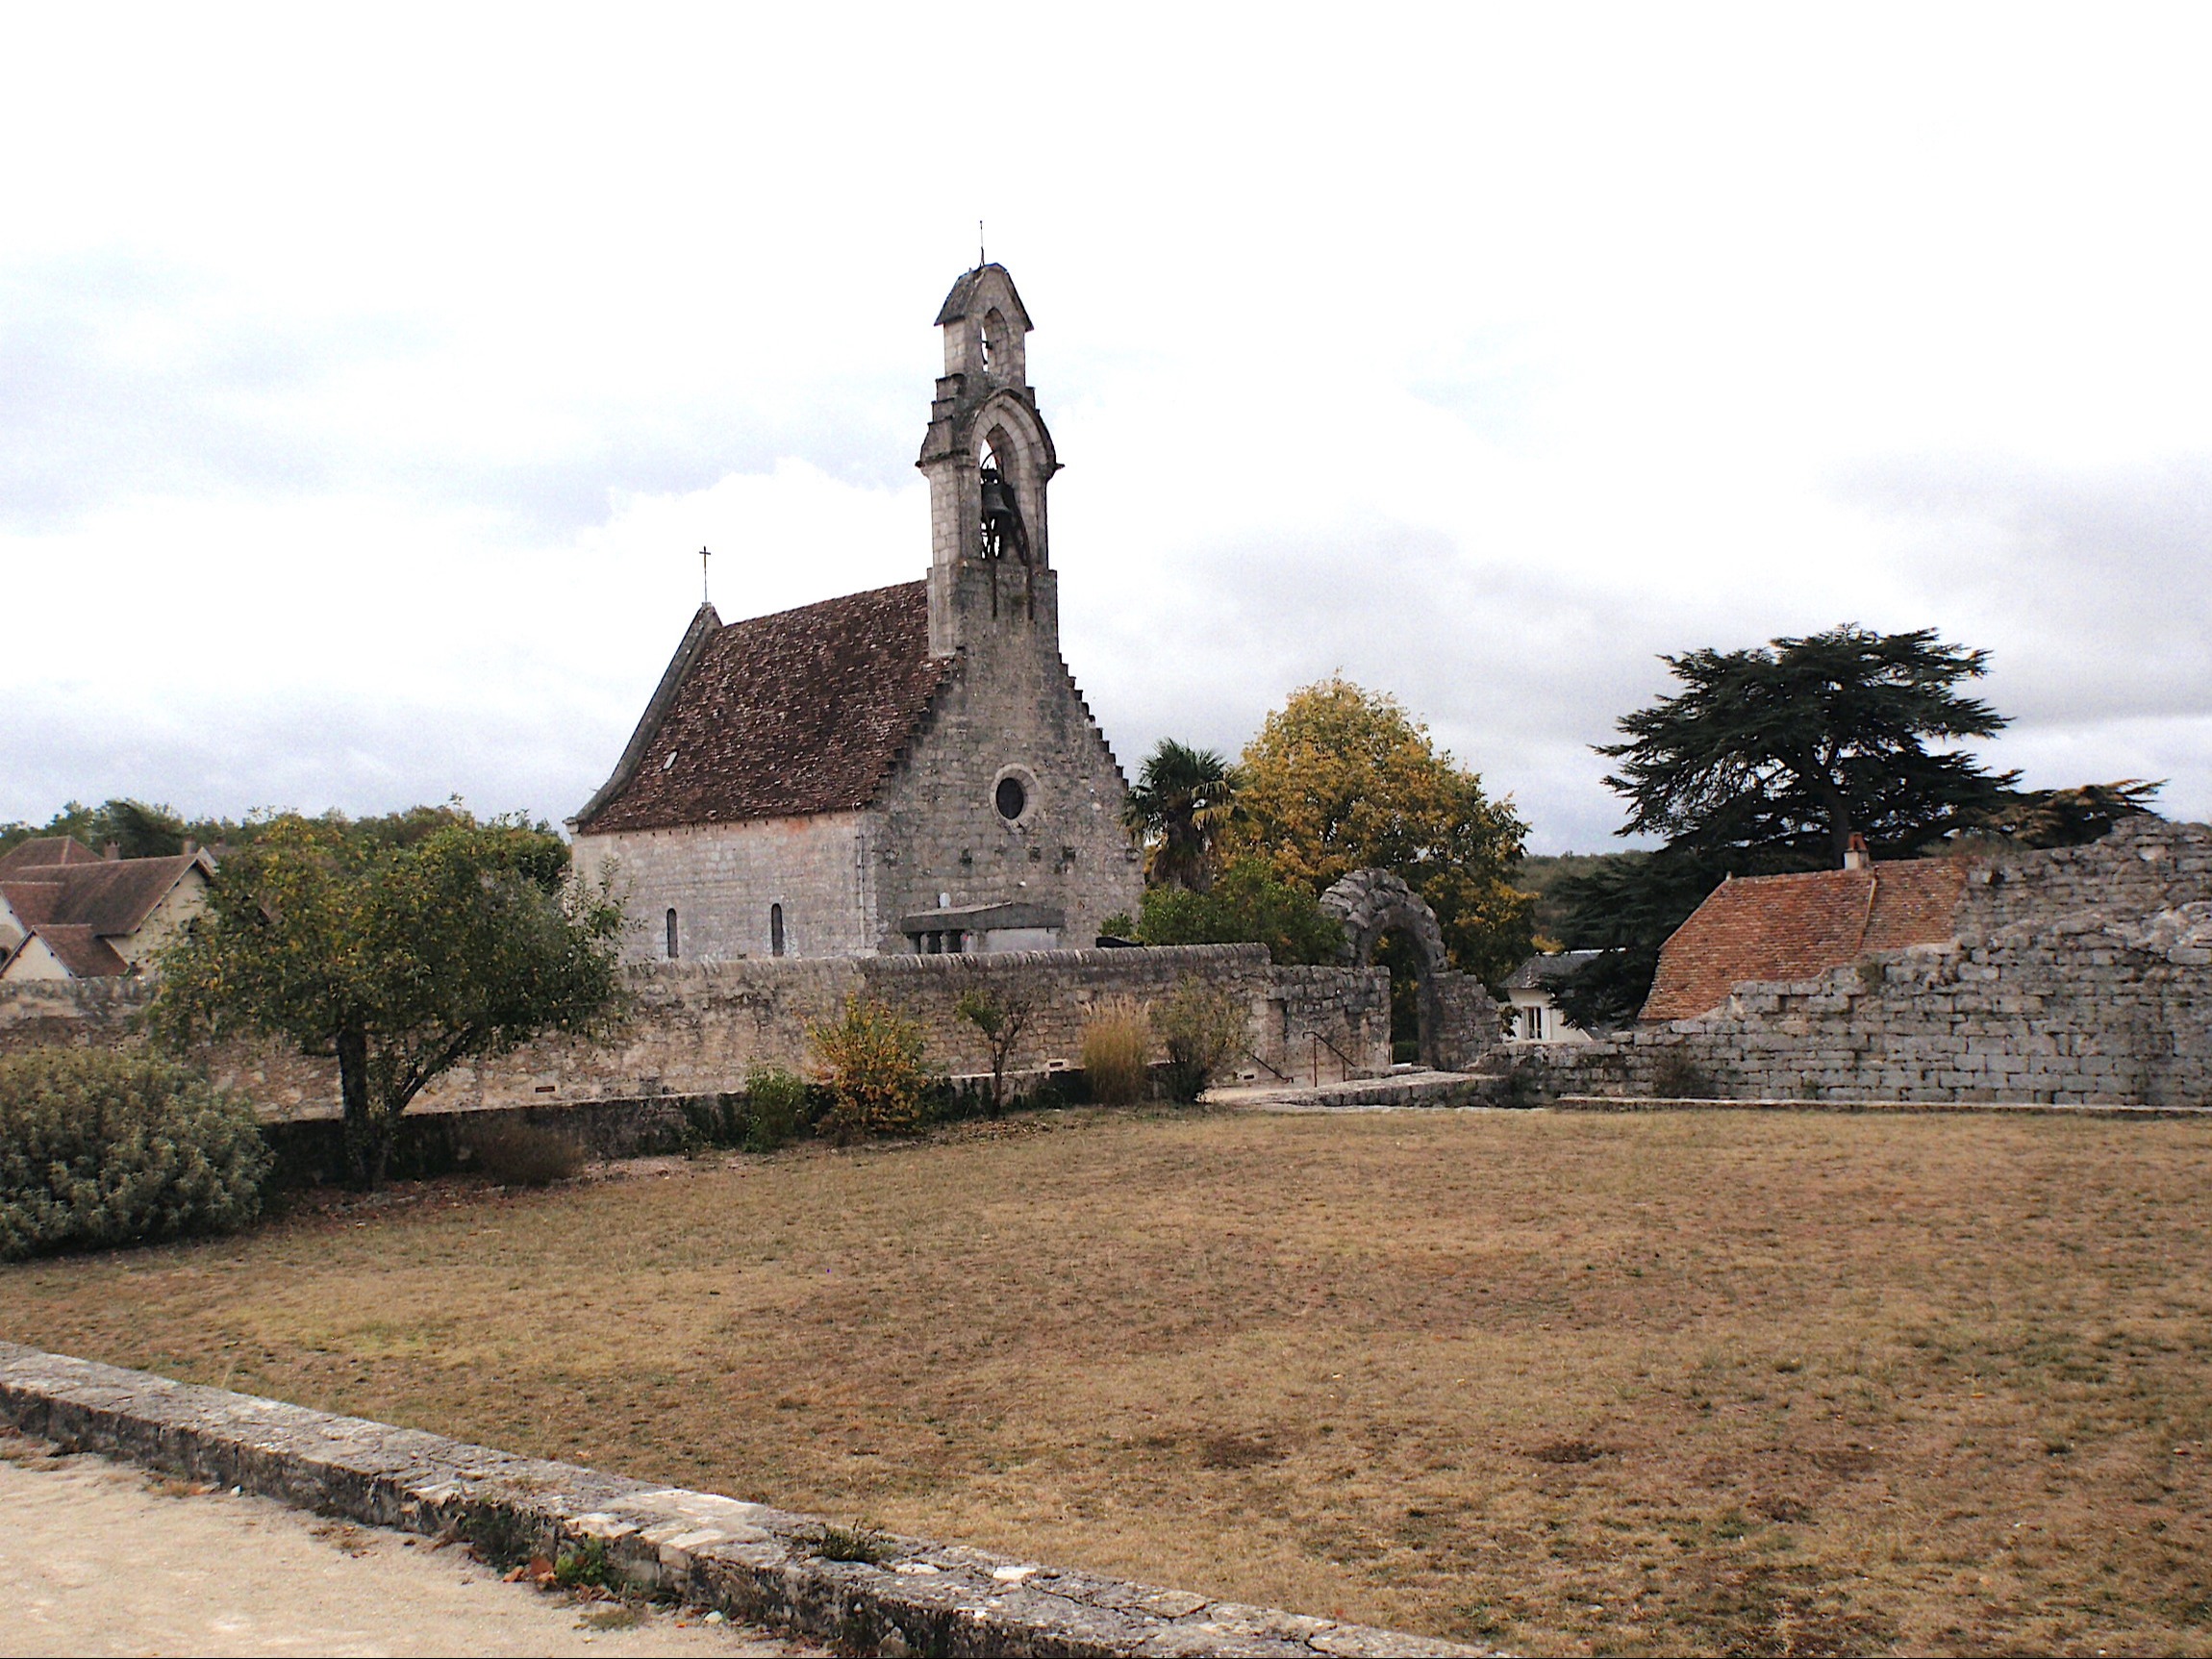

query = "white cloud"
[{"left": 3, "top": 7, "right": 2208, "bottom": 849}]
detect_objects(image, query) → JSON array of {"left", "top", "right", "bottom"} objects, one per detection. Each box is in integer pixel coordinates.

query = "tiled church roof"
[
  {"left": 574, "top": 581, "right": 956, "bottom": 835},
  {"left": 1642, "top": 858, "right": 1968, "bottom": 1021}
]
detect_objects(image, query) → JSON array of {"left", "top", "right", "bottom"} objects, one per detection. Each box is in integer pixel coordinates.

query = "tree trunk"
[
  {"left": 1812, "top": 775, "right": 1857, "bottom": 867},
  {"left": 336, "top": 1026, "right": 387, "bottom": 1191}
]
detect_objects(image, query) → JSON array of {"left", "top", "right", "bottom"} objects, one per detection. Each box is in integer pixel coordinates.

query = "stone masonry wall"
[
  {"left": 1516, "top": 818, "right": 2212, "bottom": 1107},
  {"left": 0, "top": 945, "right": 1391, "bottom": 1119},
  {"left": 571, "top": 811, "right": 876, "bottom": 964},
  {"left": 871, "top": 605, "right": 1142, "bottom": 955}
]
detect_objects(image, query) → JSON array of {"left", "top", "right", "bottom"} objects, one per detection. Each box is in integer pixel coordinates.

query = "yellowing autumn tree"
[{"left": 1222, "top": 676, "right": 1533, "bottom": 984}]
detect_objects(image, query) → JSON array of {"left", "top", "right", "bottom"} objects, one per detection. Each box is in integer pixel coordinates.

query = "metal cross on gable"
[{"left": 699, "top": 544, "right": 711, "bottom": 604}]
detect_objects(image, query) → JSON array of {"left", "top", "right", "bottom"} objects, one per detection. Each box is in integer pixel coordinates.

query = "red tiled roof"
[
  {"left": 0, "top": 836, "right": 104, "bottom": 874},
  {"left": 0, "top": 856, "right": 201, "bottom": 940},
  {"left": 20, "top": 925, "right": 130, "bottom": 978},
  {"left": 1641, "top": 858, "right": 1968, "bottom": 1022},
  {"left": 575, "top": 582, "right": 957, "bottom": 835}
]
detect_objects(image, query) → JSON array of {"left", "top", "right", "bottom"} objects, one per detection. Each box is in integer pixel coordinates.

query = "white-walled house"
[
  {"left": 1500, "top": 950, "right": 1600, "bottom": 1043},
  {"left": 0, "top": 837, "right": 214, "bottom": 980}
]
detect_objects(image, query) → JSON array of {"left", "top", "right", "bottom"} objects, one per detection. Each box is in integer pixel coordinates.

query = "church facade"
[{"left": 569, "top": 264, "right": 1142, "bottom": 961}]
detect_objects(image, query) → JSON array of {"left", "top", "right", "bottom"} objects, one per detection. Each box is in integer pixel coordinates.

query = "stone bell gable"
[{"left": 570, "top": 264, "right": 1141, "bottom": 962}]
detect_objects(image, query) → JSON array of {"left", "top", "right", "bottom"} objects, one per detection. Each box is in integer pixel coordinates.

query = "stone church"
[{"left": 570, "top": 264, "right": 1141, "bottom": 961}]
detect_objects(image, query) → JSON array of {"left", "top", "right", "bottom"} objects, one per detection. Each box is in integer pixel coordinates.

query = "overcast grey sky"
[{"left": 4, "top": 7, "right": 2208, "bottom": 852}]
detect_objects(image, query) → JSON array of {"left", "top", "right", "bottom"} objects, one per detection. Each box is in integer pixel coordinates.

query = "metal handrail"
[
  {"left": 1308, "top": 1030, "right": 1363, "bottom": 1086},
  {"left": 1244, "top": 1047, "right": 1289, "bottom": 1082}
]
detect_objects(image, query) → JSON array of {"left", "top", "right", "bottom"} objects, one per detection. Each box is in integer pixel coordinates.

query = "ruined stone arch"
[{"left": 1319, "top": 868, "right": 1501, "bottom": 1071}]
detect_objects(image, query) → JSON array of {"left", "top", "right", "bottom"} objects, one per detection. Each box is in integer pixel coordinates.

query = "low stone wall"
[
  {"left": 0, "top": 1342, "right": 1471, "bottom": 1658},
  {"left": 0, "top": 945, "right": 1392, "bottom": 1120},
  {"left": 1514, "top": 820, "right": 2212, "bottom": 1108}
]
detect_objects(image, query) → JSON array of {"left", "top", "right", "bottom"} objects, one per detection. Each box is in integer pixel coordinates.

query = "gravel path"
[{"left": 0, "top": 1440, "right": 822, "bottom": 1657}]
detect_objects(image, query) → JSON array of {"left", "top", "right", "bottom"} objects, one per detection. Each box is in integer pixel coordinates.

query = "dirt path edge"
[{"left": 0, "top": 1340, "right": 1477, "bottom": 1659}]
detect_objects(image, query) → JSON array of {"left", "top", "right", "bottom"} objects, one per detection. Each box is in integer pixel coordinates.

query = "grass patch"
[
  {"left": 809, "top": 1520, "right": 892, "bottom": 1565},
  {"left": 5, "top": 1108, "right": 2212, "bottom": 1654}
]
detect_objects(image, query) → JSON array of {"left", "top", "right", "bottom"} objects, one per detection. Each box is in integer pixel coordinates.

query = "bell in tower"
[{"left": 978, "top": 444, "right": 1031, "bottom": 565}]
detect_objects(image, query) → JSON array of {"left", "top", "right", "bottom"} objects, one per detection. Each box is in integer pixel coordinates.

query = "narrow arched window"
[
  {"left": 770, "top": 903, "right": 785, "bottom": 958},
  {"left": 666, "top": 909, "right": 678, "bottom": 960}
]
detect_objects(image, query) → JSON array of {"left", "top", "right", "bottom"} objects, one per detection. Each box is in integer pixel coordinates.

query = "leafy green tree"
[
  {"left": 1960, "top": 781, "right": 2161, "bottom": 848},
  {"left": 1599, "top": 624, "right": 2018, "bottom": 867},
  {"left": 151, "top": 813, "right": 627, "bottom": 1189},
  {"left": 1122, "top": 740, "right": 1238, "bottom": 892},
  {"left": 1556, "top": 624, "right": 2164, "bottom": 1028},
  {"left": 1131, "top": 856, "right": 1344, "bottom": 965},
  {"left": 1222, "top": 676, "right": 1532, "bottom": 984}
]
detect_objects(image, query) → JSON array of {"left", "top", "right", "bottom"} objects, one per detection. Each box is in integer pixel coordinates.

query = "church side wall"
[
  {"left": 1, "top": 946, "right": 1391, "bottom": 1119},
  {"left": 572, "top": 814, "right": 878, "bottom": 964},
  {"left": 872, "top": 619, "right": 1141, "bottom": 952}
]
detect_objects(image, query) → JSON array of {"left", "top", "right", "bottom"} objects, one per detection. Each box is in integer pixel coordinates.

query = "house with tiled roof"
[
  {"left": 0, "top": 837, "right": 214, "bottom": 980},
  {"left": 1641, "top": 843, "right": 1968, "bottom": 1022},
  {"left": 569, "top": 264, "right": 1141, "bottom": 961}
]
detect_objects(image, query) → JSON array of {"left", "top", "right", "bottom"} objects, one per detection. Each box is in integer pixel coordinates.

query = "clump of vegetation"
[
  {"left": 808, "top": 1521, "right": 892, "bottom": 1565},
  {"left": 953, "top": 989, "right": 1033, "bottom": 1118},
  {"left": 808, "top": 995, "right": 932, "bottom": 1141},
  {"left": 465, "top": 1119, "right": 584, "bottom": 1187},
  {"left": 0, "top": 1047, "right": 270, "bottom": 1259},
  {"left": 552, "top": 1534, "right": 614, "bottom": 1589},
  {"left": 742, "top": 1065, "right": 811, "bottom": 1150},
  {"left": 1152, "top": 980, "right": 1247, "bottom": 1104},
  {"left": 1130, "top": 857, "right": 1345, "bottom": 965},
  {"left": 1079, "top": 1000, "right": 1151, "bottom": 1105}
]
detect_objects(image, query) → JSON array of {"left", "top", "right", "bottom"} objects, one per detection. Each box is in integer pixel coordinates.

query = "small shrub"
[
  {"left": 808, "top": 995, "right": 932, "bottom": 1141},
  {"left": 1080, "top": 1000, "right": 1151, "bottom": 1105},
  {"left": 1152, "top": 980, "right": 1248, "bottom": 1104},
  {"left": 553, "top": 1534, "right": 612, "bottom": 1588},
  {"left": 953, "top": 989, "right": 1032, "bottom": 1119},
  {"left": 743, "top": 1065, "right": 809, "bottom": 1151},
  {"left": 466, "top": 1119, "right": 584, "bottom": 1186},
  {"left": 809, "top": 1520, "right": 892, "bottom": 1565},
  {"left": 0, "top": 1047, "right": 270, "bottom": 1260}
]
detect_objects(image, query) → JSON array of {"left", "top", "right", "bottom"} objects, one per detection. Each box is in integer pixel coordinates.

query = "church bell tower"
[{"left": 917, "top": 263, "right": 1061, "bottom": 659}]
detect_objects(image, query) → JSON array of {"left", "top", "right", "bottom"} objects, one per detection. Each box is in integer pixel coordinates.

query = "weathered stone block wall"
[
  {"left": 1515, "top": 819, "right": 2212, "bottom": 1107},
  {"left": 571, "top": 811, "right": 877, "bottom": 964},
  {"left": 872, "top": 622, "right": 1142, "bottom": 954},
  {"left": 0, "top": 945, "right": 1391, "bottom": 1119}
]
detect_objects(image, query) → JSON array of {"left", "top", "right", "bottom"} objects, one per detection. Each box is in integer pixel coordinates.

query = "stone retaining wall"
[
  {"left": 0, "top": 945, "right": 1392, "bottom": 1120},
  {"left": 0, "top": 1342, "right": 1471, "bottom": 1658},
  {"left": 1515, "top": 820, "right": 2212, "bottom": 1107}
]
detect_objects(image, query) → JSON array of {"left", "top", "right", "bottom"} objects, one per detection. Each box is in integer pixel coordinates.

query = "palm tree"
[{"left": 1122, "top": 740, "right": 1237, "bottom": 892}]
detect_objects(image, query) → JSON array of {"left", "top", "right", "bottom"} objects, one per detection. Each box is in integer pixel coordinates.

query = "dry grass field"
[{"left": 4, "top": 1106, "right": 2209, "bottom": 1656}]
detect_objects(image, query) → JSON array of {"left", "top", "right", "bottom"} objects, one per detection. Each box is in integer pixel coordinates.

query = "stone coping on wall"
[
  {"left": 0, "top": 1343, "right": 1479, "bottom": 1659},
  {"left": 1552, "top": 1094, "right": 2212, "bottom": 1117}
]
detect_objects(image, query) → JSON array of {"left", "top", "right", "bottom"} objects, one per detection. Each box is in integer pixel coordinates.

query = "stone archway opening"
[{"left": 1319, "top": 869, "right": 1452, "bottom": 1069}]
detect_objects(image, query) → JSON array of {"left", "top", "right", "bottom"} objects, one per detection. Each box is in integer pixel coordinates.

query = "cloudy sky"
[{"left": 5, "top": 8, "right": 2208, "bottom": 852}]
